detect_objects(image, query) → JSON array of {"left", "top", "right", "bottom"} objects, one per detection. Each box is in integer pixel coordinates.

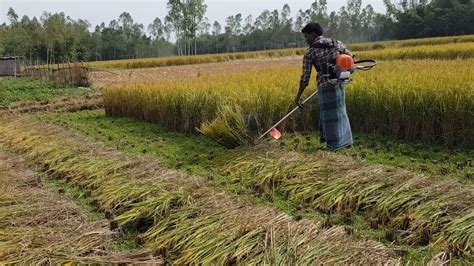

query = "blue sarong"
[{"left": 318, "top": 83, "right": 353, "bottom": 151}]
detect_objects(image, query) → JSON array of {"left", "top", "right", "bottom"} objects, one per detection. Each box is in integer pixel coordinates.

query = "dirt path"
[
  {"left": 91, "top": 56, "right": 301, "bottom": 87},
  {"left": 0, "top": 147, "right": 162, "bottom": 264}
]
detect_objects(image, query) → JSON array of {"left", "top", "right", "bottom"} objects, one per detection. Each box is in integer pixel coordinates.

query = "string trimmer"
[{"left": 248, "top": 58, "right": 378, "bottom": 141}]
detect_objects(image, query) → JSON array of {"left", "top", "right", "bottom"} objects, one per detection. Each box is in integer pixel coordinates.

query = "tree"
[
  {"left": 186, "top": 0, "right": 207, "bottom": 54},
  {"left": 309, "top": 0, "right": 329, "bottom": 29},
  {"left": 224, "top": 14, "right": 242, "bottom": 52},
  {"left": 212, "top": 20, "right": 221, "bottom": 53},
  {"left": 255, "top": 10, "right": 271, "bottom": 31},
  {"left": 165, "top": 0, "right": 207, "bottom": 55},
  {"left": 166, "top": 0, "right": 185, "bottom": 55},
  {"left": 212, "top": 21, "right": 221, "bottom": 36},
  {"left": 347, "top": 0, "right": 363, "bottom": 42},
  {"left": 225, "top": 14, "right": 242, "bottom": 35},
  {"left": 243, "top": 15, "right": 254, "bottom": 35},
  {"left": 360, "top": 4, "right": 377, "bottom": 41},
  {"left": 199, "top": 17, "right": 211, "bottom": 36},
  {"left": 294, "top": 8, "right": 312, "bottom": 32},
  {"left": 7, "top": 8, "right": 19, "bottom": 25},
  {"left": 281, "top": 4, "right": 293, "bottom": 28},
  {"left": 3, "top": 0, "right": 472, "bottom": 61},
  {"left": 149, "top": 17, "right": 165, "bottom": 40}
]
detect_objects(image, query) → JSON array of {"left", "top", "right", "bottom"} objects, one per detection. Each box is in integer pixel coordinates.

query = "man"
[{"left": 294, "top": 22, "right": 353, "bottom": 151}]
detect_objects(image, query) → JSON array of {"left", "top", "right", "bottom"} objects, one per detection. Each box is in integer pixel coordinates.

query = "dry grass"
[
  {"left": 0, "top": 147, "right": 162, "bottom": 264},
  {"left": 23, "top": 63, "right": 91, "bottom": 87},
  {"left": 0, "top": 116, "right": 397, "bottom": 264},
  {"left": 224, "top": 150, "right": 474, "bottom": 258}
]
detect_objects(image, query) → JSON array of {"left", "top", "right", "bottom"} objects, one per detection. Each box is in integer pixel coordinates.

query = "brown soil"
[
  {"left": 0, "top": 147, "right": 163, "bottom": 264},
  {"left": 90, "top": 56, "right": 301, "bottom": 87}
]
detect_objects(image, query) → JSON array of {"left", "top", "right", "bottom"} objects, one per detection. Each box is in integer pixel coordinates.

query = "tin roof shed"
[{"left": 0, "top": 57, "right": 21, "bottom": 77}]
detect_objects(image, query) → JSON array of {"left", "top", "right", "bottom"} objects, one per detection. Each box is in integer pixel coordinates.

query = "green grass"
[
  {"left": 0, "top": 77, "right": 89, "bottom": 107},
  {"left": 279, "top": 133, "right": 473, "bottom": 185},
  {"left": 44, "top": 178, "right": 104, "bottom": 221},
  {"left": 109, "top": 231, "right": 142, "bottom": 252},
  {"left": 37, "top": 109, "right": 232, "bottom": 176},
  {"left": 35, "top": 110, "right": 473, "bottom": 185},
  {"left": 43, "top": 166, "right": 145, "bottom": 253},
  {"left": 32, "top": 109, "right": 474, "bottom": 263}
]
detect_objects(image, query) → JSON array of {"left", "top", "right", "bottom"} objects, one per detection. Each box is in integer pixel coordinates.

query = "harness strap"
[{"left": 312, "top": 38, "right": 339, "bottom": 79}]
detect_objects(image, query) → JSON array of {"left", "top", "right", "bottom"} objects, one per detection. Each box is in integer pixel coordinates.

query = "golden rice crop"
[
  {"left": 88, "top": 36, "right": 474, "bottom": 70},
  {"left": 87, "top": 48, "right": 306, "bottom": 70},
  {"left": 224, "top": 151, "right": 474, "bottom": 256},
  {"left": 355, "top": 42, "right": 474, "bottom": 60},
  {"left": 348, "top": 34, "right": 474, "bottom": 51},
  {"left": 104, "top": 59, "right": 473, "bottom": 147}
]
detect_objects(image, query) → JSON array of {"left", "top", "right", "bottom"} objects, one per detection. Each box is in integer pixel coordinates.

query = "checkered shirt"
[{"left": 300, "top": 36, "right": 353, "bottom": 88}]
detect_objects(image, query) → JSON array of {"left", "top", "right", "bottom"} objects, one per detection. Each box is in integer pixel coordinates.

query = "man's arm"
[
  {"left": 295, "top": 50, "right": 313, "bottom": 107},
  {"left": 337, "top": 40, "right": 353, "bottom": 58}
]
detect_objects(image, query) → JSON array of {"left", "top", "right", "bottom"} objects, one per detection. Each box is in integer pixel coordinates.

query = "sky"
[{"left": 1, "top": 0, "right": 387, "bottom": 31}]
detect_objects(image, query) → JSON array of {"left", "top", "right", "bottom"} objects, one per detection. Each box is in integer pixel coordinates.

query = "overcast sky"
[{"left": 1, "top": 0, "right": 386, "bottom": 31}]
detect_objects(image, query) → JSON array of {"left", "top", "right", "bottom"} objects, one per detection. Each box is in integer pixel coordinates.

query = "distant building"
[{"left": 0, "top": 57, "right": 21, "bottom": 77}]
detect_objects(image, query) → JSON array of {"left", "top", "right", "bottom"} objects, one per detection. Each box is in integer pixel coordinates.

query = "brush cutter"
[{"left": 250, "top": 58, "right": 378, "bottom": 141}]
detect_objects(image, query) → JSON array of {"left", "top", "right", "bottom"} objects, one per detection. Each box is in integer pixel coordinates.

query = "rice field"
[
  {"left": 104, "top": 59, "right": 473, "bottom": 147},
  {"left": 0, "top": 117, "right": 398, "bottom": 264},
  {"left": 348, "top": 34, "right": 474, "bottom": 51},
  {"left": 1, "top": 35, "right": 473, "bottom": 264},
  {"left": 87, "top": 35, "right": 474, "bottom": 70}
]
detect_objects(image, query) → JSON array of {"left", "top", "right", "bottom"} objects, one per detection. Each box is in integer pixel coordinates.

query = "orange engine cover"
[{"left": 336, "top": 54, "right": 355, "bottom": 71}]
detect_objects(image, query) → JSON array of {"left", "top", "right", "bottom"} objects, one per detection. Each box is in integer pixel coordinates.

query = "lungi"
[{"left": 318, "top": 83, "right": 353, "bottom": 151}]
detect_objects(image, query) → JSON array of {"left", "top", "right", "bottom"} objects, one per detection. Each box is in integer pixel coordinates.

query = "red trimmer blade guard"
[{"left": 269, "top": 128, "right": 282, "bottom": 140}]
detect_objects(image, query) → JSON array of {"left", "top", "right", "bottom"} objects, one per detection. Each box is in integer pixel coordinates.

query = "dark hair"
[{"left": 301, "top": 23, "right": 323, "bottom": 36}]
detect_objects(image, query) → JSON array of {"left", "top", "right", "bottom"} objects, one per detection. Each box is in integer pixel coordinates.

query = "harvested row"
[
  {"left": 0, "top": 94, "right": 102, "bottom": 115},
  {"left": 0, "top": 117, "right": 396, "bottom": 264},
  {"left": 104, "top": 59, "right": 474, "bottom": 147},
  {"left": 0, "top": 148, "right": 161, "bottom": 264},
  {"left": 88, "top": 40, "right": 474, "bottom": 70},
  {"left": 224, "top": 151, "right": 474, "bottom": 258}
]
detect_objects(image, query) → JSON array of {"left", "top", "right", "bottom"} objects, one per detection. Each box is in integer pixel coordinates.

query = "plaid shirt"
[{"left": 300, "top": 36, "right": 353, "bottom": 88}]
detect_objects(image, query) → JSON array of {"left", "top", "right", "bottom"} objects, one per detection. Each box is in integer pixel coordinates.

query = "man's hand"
[
  {"left": 295, "top": 84, "right": 306, "bottom": 109},
  {"left": 294, "top": 95, "right": 303, "bottom": 109}
]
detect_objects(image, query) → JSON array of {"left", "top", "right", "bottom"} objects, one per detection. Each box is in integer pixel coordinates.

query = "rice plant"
[
  {"left": 199, "top": 104, "right": 254, "bottom": 148},
  {"left": 104, "top": 59, "right": 473, "bottom": 147},
  {"left": 88, "top": 36, "right": 474, "bottom": 70},
  {"left": 0, "top": 117, "right": 396, "bottom": 264},
  {"left": 348, "top": 34, "right": 474, "bottom": 51},
  {"left": 224, "top": 151, "right": 474, "bottom": 257}
]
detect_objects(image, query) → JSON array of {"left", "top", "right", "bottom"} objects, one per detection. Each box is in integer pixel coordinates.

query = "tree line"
[{"left": 0, "top": 0, "right": 472, "bottom": 63}]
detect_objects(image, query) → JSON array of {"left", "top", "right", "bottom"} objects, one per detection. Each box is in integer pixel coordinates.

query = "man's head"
[{"left": 302, "top": 23, "right": 323, "bottom": 46}]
